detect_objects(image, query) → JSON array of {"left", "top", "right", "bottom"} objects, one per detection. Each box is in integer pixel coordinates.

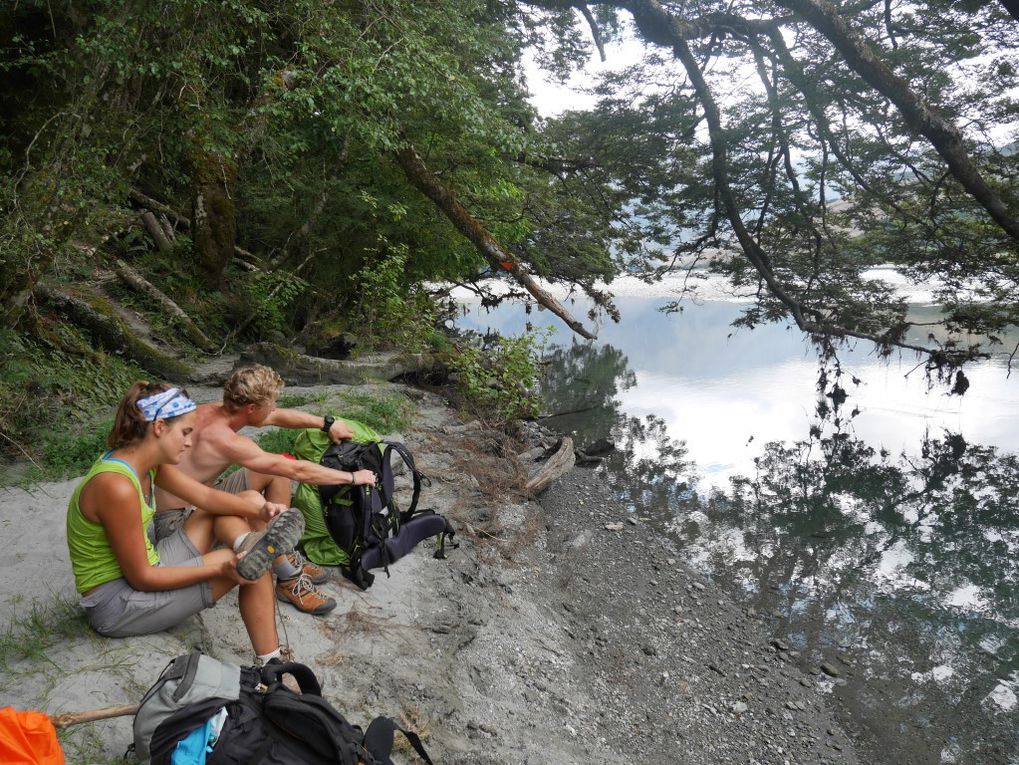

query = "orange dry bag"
[{"left": 0, "top": 708, "right": 64, "bottom": 765}]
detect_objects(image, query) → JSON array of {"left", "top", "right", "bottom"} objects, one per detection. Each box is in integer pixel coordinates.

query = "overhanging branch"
[{"left": 393, "top": 141, "right": 597, "bottom": 340}]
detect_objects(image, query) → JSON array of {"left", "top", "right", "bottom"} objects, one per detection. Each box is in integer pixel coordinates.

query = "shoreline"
[{"left": 0, "top": 379, "right": 861, "bottom": 763}]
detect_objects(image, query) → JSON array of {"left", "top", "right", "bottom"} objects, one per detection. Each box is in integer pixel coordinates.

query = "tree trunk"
[
  {"left": 393, "top": 142, "right": 596, "bottom": 340},
  {"left": 34, "top": 284, "right": 191, "bottom": 379},
  {"left": 191, "top": 151, "right": 238, "bottom": 288}
]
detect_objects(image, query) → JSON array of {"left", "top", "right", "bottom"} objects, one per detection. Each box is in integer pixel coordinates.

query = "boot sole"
[
  {"left": 236, "top": 510, "right": 306, "bottom": 581},
  {"left": 276, "top": 589, "right": 337, "bottom": 615}
]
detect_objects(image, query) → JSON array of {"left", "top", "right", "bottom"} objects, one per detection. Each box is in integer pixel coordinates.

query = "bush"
[
  {"left": 352, "top": 244, "right": 441, "bottom": 352},
  {"left": 448, "top": 328, "right": 551, "bottom": 422}
]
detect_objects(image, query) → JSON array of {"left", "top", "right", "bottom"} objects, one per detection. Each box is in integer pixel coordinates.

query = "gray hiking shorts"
[
  {"left": 79, "top": 527, "right": 215, "bottom": 638},
  {"left": 153, "top": 469, "right": 251, "bottom": 541}
]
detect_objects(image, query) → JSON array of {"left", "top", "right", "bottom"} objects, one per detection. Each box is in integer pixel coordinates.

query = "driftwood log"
[
  {"left": 114, "top": 259, "right": 215, "bottom": 351},
  {"left": 50, "top": 704, "right": 139, "bottom": 729},
  {"left": 524, "top": 436, "right": 576, "bottom": 496},
  {"left": 239, "top": 342, "right": 436, "bottom": 385}
]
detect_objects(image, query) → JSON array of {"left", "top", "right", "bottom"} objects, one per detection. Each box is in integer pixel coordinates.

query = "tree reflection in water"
[{"left": 540, "top": 338, "right": 1019, "bottom": 763}]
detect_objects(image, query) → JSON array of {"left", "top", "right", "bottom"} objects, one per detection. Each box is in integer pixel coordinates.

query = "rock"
[
  {"left": 584, "top": 438, "right": 616, "bottom": 457},
  {"left": 604, "top": 522, "right": 625, "bottom": 531},
  {"left": 627, "top": 517, "right": 638, "bottom": 526},
  {"left": 732, "top": 701, "right": 749, "bottom": 714},
  {"left": 517, "top": 447, "right": 545, "bottom": 463},
  {"left": 771, "top": 638, "right": 790, "bottom": 652},
  {"left": 820, "top": 662, "right": 841, "bottom": 678}
]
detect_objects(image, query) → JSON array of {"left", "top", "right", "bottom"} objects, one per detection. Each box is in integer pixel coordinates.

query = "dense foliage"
[{"left": 1, "top": 0, "right": 1017, "bottom": 458}]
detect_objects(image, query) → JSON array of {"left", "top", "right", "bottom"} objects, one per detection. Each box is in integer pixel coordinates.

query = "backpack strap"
[
  {"left": 363, "top": 716, "right": 435, "bottom": 765},
  {"left": 381, "top": 442, "right": 430, "bottom": 518},
  {"left": 258, "top": 661, "right": 322, "bottom": 696},
  {"left": 169, "top": 652, "right": 203, "bottom": 702}
]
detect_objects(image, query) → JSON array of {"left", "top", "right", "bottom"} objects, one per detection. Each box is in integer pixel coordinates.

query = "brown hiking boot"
[
  {"left": 285, "top": 550, "right": 330, "bottom": 585},
  {"left": 276, "top": 573, "right": 337, "bottom": 616}
]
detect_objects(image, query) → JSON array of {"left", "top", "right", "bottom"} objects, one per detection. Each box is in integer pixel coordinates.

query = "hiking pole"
[{"left": 50, "top": 704, "right": 140, "bottom": 729}]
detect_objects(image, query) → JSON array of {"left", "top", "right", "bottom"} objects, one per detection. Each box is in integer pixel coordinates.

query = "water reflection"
[{"left": 538, "top": 337, "right": 1019, "bottom": 763}]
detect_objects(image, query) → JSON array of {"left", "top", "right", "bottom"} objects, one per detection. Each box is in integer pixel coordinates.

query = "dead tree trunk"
[
  {"left": 140, "top": 211, "right": 173, "bottom": 254},
  {"left": 393, "top": 143, "right": 596, "bottom": 340},
  {"left": 34, "top": 284, "right": 191, "bottom": 379}
]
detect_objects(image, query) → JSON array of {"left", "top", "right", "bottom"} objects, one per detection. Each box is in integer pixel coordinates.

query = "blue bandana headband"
[{"left": 137, "top": 388, "right": 197, "bottom": 422}]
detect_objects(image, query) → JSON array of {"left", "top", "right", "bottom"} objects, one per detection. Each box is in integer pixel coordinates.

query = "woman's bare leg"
[{"left": 204, "top": 548, "right": 279, "bottom": 655}]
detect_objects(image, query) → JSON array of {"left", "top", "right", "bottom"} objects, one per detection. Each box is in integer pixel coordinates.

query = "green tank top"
[{"left": 66, "top": 452, "right": 161, "bottom": 594}]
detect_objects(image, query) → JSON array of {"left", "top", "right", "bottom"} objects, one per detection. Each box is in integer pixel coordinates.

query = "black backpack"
[
  {"left": 136, "top": 652, "right": 432, "bottom": 765},
  {"left": 319, "top": 440, "right": 456, "bottom": 590}
]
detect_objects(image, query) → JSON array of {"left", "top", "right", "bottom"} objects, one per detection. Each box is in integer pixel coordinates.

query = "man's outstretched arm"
[
  {"left": 218, "top": 429, "right": 375, "bottom": 487},
  {"left": 264, "top": 408, "right": 354, "bottom": 442}
]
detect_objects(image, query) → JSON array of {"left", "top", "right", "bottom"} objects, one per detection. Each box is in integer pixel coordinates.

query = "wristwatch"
[{"left": 321, "top": 415, "right": 335, "bottom": 434}]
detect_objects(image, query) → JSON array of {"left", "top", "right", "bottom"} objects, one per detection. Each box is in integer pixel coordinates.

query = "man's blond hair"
[{"left": 223, "top": 365, "right": 284, "bottom": 412}]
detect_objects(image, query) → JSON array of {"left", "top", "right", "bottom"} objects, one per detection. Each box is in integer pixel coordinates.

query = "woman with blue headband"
[{"left": 66, "top": 381, "right": 304, "bottom": 663}]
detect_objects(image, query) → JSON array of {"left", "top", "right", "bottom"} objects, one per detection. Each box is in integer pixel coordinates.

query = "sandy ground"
[{"left": 0, "top": 380, "right": 861, "bottom": 764}]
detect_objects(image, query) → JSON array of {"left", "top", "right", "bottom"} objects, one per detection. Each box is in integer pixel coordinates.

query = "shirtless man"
[{"left": 154, "top": 365, "right": 376, "bottom": 616}]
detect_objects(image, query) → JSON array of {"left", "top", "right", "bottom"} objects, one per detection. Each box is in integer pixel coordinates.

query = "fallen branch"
[
  {"left": 50, "top": 704, "right": 139, "bottom": 729},
  {"left": 393, "top": 142, "right": 596, "bottom": 340},
  {"left": 128, "top": 188, "right": 263, "bottom": 269},
  {"left": 114, "top": 259, "right": 215, "bottom": 351},
  {"left": 140, "top": 211, "right": 173, "bottom": 254}
]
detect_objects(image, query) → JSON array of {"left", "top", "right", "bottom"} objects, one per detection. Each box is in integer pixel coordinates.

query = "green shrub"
[
  {"left": 277, "top": 393, "right": 311, "bottom": 408},
  {"left": 29, "top": 418, "right": 114, "bottom": 482},
  {"left": 0, "top": 326, "right": 142, "bottom": 483},
  {"left": 255, "top": 427, "right": 301, "bottom": 455},
  {"left": 353, "top": 244, "right": 440, "bottom": 352},
  {"left": 448, "top": 328, "right": 551, "bottom": 422}
]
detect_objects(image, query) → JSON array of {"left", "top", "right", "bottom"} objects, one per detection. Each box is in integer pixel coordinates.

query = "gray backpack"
[{"left": 132, "top": 653, "right": 241, "bottom": 762}]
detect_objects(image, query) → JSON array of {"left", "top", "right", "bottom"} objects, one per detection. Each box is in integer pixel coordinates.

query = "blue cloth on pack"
[{"left": 170, "top": 719, "right": 213, "bottom": 765}]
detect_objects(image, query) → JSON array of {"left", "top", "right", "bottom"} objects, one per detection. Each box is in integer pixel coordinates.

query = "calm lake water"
[{"left": 453, "top": 270, "right": 1019, "bottom": 764}]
